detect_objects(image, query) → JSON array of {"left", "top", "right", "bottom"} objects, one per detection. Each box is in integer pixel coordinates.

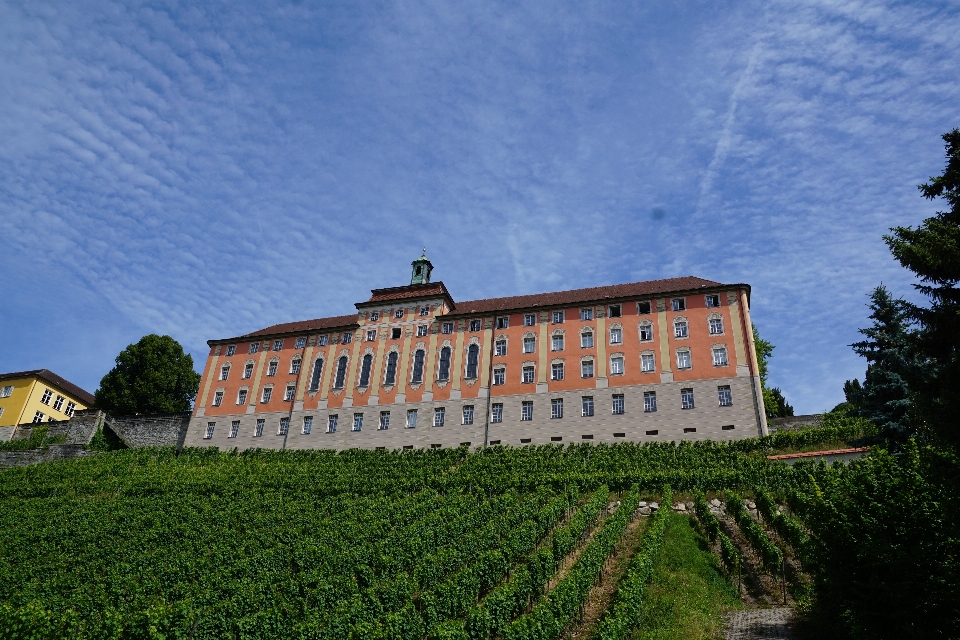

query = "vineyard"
[{"left": 0, "top": 417, "right": 956, "bottom": 639}]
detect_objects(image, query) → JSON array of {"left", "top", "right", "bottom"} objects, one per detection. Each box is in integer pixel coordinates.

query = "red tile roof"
[
  {"left": 448, "top": 276, "right": 727, "bottom": 315},
  {"left": 362, "top": 282, "right": 453, "bottom": 305},
  {"left": 0, "top": 369, "right": 96, "bottom": 406},
  {"left": 212, "top": 314, "right": 358, "bottom": 344}
]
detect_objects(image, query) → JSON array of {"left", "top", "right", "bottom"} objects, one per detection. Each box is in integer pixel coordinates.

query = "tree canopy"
[
  {"left": 95, "top": 334, "right": 202, "bottom": 416},
  {"left": 753, "top": 324, "right": 794, "bottom": 418},
  {"left": 884, "top": 128, "right": 960, "bottom": 445}
]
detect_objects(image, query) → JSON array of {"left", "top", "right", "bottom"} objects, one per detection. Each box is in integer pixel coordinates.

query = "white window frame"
[
  {"left": 417, "top": 325, "right": 428, "bottom": 337},
  {"left": 318, "top": 335, "right": 329, "bottom": 346},
  {"left": 230, "top": 420, "right": 240, "bottom": 438},
  {"left": 353, "top": 413, "right": 363, "bottom": 431},
  {"left": 243, "top": 362, "right": 254, "bottom": 379},
  {"left": 676, "top": 350, "right": 692, "bottom": 370},
  {"left": 255, "top": 419, "right": 265, "bottom": 437},
  {"left": 641, "top": 353, "right": 656, "bottom": 373},
  {"left": 671, "top": 298, "right": 686, "bottom": 312},
  {"left": 341, "top": 333, "right": 353, "bottom": 344},
  {"left": 713, "top": 347, "right": 728, "bottom": 367},
  {"left": 328, "top": 415, "right": 338, "bottom": 433},
  {"left": 608, "top": 304, "right": 622, "bottom": 318},
  {"left": 284, "top": 385, "right": 296, "bottom": 402},
  {"left": 204, "top": 422, "right": 215, "bottom": 439},
  {"left": 612, "top": 394, "right": 625, "bottom": 415},
  {"left": 441, "top": 322, "right": 454, "bottom": 334},
  {"left": 290, "top": 357, "right": 302, "bottom": 374},
  {"left": 681, "top": 388, "right": 695, "bottom": 410},
  {"left": 491, "top": 403, "right": 503, "bottom": 423},
  {"left": 462, "top": 405, "right": 474, "bottom": 425},
  {"left": 366, "top": 329, "right": 377, "bottom": 342},
  {"left": 226, "top": 345, "right": 236, "bottom": 356},
  {"left": 261, "top": 387, "right": 273, "bottom": 403},
  {"left": 551, "top": 362, "right": 564, "bottom": 381},
  {"left": 302, "top": 416, "right": 313, "bottom": 434},
  {"left": 469, "top": 319, "right": 482, "bottom": 332},
  {"left": 419, "top": 306, "right": 430, "bottom": 317},
  {"left": 523, "top": 337, "right": 536, "bottom": 353},
  {"left": 220, "top": 364, "right": 231, "bottom": 381},
  {"left": 551, "top": 398, "right": 563, "bottom": 419},
  {"left": 267, "top": 360, "right": 279, "bottom": 376},
  {"left": 33, "top": 411, "right": 45, "bottom": 423},
  {"left": 639, "top": 323, "right": 653, "bottom": 342},
  {"left": 705, "top": 294, "right": 721, "bottom": 308},
  {"left": 496, "top": 316, "right": 509, "bottom": 329},
  {"left": 643, "top": 392, "right": 657, "bottom": 413},
  {"left": 524, "top": 313, "right": 537, "bottom": 326},
  {"left": 53, "top": 395, "right": 64, "bottom": 411},
  {"left": 718, "top": 386, "right": 733, "bottom": 406},
  {"left": 249, "top": 342, "right": 261, "bottom": 354},
  {"left": 552, "top": 334, "right": 564, "bottom": 351},
  {"left": 522, "top": 365, "right": 535, "bottom": 383},
  {"left": 237, "top": 389, "right": 248, "bottom": 405},
  {"left": 295, "top": 337, "right": 307, "bottom": 349},
  {"left": 0, "top": 385, "right": 13, "bottom": 398},
  {"left": 273, "top": 339, "right": 284, "bottom": 351},
  {"left": 370, "top": 311, "right": 380, "bottom": 322},
  {"left": 580, "top": 308, "right": 593, "bottom": 321},
  {"left": 406, "top": 409, "right": 417, "bottom": 428},
  {"left": 65, "top": 401, "right": 75, "bottom": 417},
  {"left": 582, "top": 396, "right": 594, "bottom": 417},
  {"left": 552, "top": 310, "right": 565, "bottom": 324},
  {"left": 379, "top": 411, "right": 390, "bottom": 430},
  {"left": 610, "top": 356, "right": 624, "bottom": 375},
  {"left": 493, "top": 368, "right": 506, "bottom": 385},
  {"left": 674, "top": 321, "right": 688, "bottom": 338},
  {"left": 212, "top": 391, "right": 224, "bottom": 407},
  {"left": 495, "top": 340, "right": 507, "bottom": 356},
  {"left": 394, "top": 309, "right": 405, "bottom": 319},
  {"left": 40, "top": 389, "right": 52, "bottom": 405},
  {"left": 434, "top": 407, "right": 445, "bottom": 427},
  {"left": 709, "top": 317, "right": 724, "bottom": 335},
  {"left": 279, "top": 417, "right": 290, "bottom": 435},
  {"left": 609, "top": 327, "right": 622, "bottom": 345},
  {"left": 521, "top": 401, "right": 533, "bottom": 421},
  {"left": 581, "top": 359, "right": 594, "bottom": 378}
]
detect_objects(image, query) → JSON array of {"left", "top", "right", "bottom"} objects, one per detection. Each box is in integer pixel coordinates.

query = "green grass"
[{"left": 633, "top": 513, "right": 742, "bottom": 640}]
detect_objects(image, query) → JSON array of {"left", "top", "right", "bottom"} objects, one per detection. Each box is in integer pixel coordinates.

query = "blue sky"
[{"left": 1, "top": 0, "right": 958, "bottom": 414}]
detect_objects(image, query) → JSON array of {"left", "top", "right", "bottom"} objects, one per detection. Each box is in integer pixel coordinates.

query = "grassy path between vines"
[{"left": 633, "top": 513, "right": 741, "bottom": 640}]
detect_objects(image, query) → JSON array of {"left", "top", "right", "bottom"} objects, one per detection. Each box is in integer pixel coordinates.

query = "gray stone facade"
[{"left": 185, "top": 375, "right": 761, "bottom": 451}]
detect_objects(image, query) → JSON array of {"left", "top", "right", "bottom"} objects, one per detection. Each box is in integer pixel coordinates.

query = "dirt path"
[
  {"left": 560, "top": 512, "right": 649, "bottom": 639},
  {"left": 724, "top": 608, "right": 796, "bottom": 640}
]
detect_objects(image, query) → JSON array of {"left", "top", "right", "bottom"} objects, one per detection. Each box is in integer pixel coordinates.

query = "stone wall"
[
  {"left": 107, "top": 412, "right": 191, "bottom": 449},
  {"left": 767, "top": 414, "right": 821, "bottom": 433},
  {"left": 0, "top": 444, "right": 97, "bottom": 469}
]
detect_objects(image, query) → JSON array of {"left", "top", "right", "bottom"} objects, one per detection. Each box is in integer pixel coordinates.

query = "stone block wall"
[
  {"left": 0, "top": 444, "right": 97, "bottom": 469},
  {"left": 108, "top": 412, "right": 191, "bottom": 449},
  {"left": 767, "top": 414, "right": 821, "bottom": 433}
]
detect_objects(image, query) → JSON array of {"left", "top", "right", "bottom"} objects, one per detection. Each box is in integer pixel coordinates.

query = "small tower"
[{"left": 410, "top": 249, "right": 433, "bottom": 285}]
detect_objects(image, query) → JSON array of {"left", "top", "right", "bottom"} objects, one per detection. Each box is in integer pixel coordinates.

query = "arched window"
[
  {"left": 384, "top": 352, "right": 398, "bottom": 385},
  {"left": 438, "top": 346, "right": 451, "bottom": 380},
  {"left": 466, "top": 344, "right": 480, "bottom": 378},
  {"left": 359, "top": 354, "right": 373, "bottom": 386},
  {"left": 309, "top": 358, "right": 324, "bottom": 391},
  {"left": 411, "top": 349, "right": 426, "bottom": 383},
  {"left": 220, "top": 363, "right": 231, "bottom": 381},
  {"left": 334, "top": 356, "right": 348, "bottom": 389}
]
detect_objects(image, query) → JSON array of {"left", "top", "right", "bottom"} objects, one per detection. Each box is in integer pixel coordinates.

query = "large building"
[
  {"left": 0, "top": 369, "right": 95, "bottom": 435},
  {"left": 184, "top": 255, "right": 768, "bottom": 450}
]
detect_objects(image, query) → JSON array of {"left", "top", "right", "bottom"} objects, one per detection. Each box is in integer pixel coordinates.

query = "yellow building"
[{"left": 0, "top": 369, "right": 96, "bottom": 429}]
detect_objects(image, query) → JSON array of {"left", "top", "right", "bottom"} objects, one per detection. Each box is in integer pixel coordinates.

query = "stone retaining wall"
[
  {"left": 0, "top": 444, "right": 98, "bottom": 469},
  {"left": 107, "top": 412, "right": 191, "bottom": 449},
  {"left": 767, "top": 414, "right": 820, "bottom": 433}
]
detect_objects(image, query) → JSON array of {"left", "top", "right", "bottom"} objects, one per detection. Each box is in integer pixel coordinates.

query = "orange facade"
[{"left": 189, "top": 266, "right": 766, "bottom": 450}]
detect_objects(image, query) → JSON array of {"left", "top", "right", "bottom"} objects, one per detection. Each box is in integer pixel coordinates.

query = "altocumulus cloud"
[{"left": 0, "top": 0, "right": 957, "bottom": 412}]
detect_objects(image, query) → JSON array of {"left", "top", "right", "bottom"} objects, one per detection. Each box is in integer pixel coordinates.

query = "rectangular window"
[
  {"left": 395, "top": 309, "right": 405, "bottom": 319},
  {"left": 226, "top": 345, "right": 236, "bottom": 356},
  {"left": 722, "top": 424, "right": 735, "bottom": 431},
  {"left": 706, "top": 294, "right": 721, "bottom": 308},
  {"left": 718, "top": 386, "right": 733, "bottom": 406},
  {"left": 220, "top": 365, "right": 230, "bottom": 381},
  {"left": 469, "top": 319, "right": 482, "bottom": 332},
  {"left": 237, "top": 389, "right": 248, "bottom": 404},
  {"left": 295, "top": 337, "right": 307, "bottom": 349},
  {"left": 521, "top": 401, "right": 533, "bottom": 421},
  {"left": 608, "top": 304, "right": 622, "bottom": 318},
  {"left": 0, "top": 385, "right": 13, "bottom": 398},
  {"left": 552, "top": 334, "right": 564, "bottom": 351},
  {"left": 279, "top": 417, "right": 289, "bottom": 435},
  {"left": 406, "top": 409, "right": 417, "bottom": 428},
  {"left": 671, "top": 298, "right": 686, "bottom": 312},
  {"left": 552, "top": 310, "right": 565, "bottom": 324},
  {"left": 41, "top": 389, "right": 52, "bottom": 405},
  {"left": 677, "top": 350, "right": 692, "bottom": 370},
  {"left": 249, "top": 342, "right": 261, "bottom": 354},
  {"left": 610, "top": 356, "right": 624, "bottom": 375},
  {"left": 641, "top": 353, "right": 655, "bottom": 372},
  {"left": 496, "top": 316, "right": 509, "bottom": 329},
  {"left": 462, "top": 405, "right": 474, "bottom": 425},
  {"left": 419, "top": 306, "right": 430, "bottom": 317},
  {"left": 581, "top": 360, "right": 594, "bottom": 378},
  {"left": 639, "top": 325, "right": 653, "bottom": 341},
  {"left": 674, "top": 321, "right": 688, "bottom": 338},
  {"left": 230, "top": 420, "right": 240, "bottom": 438},
  {"left": 681, "top": 388, "right": 695, "bottom": 409},
  {"left": 493, "top": 368, "right": 505, "bottom": 385},
  {"left": 713, "top": 347, "right": 728, "bottom": 366},
  {"left": 318, "top": 335, "right": 329, "bottom": 346},
  {"left": 284, "top": 385, "right": 296, "bottom": 401},
  {"left": 522, "top": 366, "right": 535, "bottom": 383},
  {"left": 327, "top": 415, "right": 338, "bottom": 433},
  {"left": 267, "top": 361, "right": 278, "bottom": 376},
  {"left": 580, "top": 308, "right": 594, "bottom": 321},
  {"left": 353, "top": 413, "right": 363, "bottom": 431},
  {"left": 609, "top": 327, "right": 622, "bottom": 344},
  {"left": 441, "top": 322, "right": 454, "bottom": 334},
  {"left": 339, "top": 333, "right": 352, "bottom": 344},
  {"left": 417, "top": 325, "right": 428, "bottom": 337},
  {"left": 709, "top": 318, "right": 724, "bottom": 335},
  {"left": 495, "top": 340, "right": 507, "bottom": 356},
  {"left": 523, "top": 337, "right": 536, "bottom": 353},
  {"left": 392, "top": 327, "right": 402, "bottom": 339},
  {"left": 551, "top": 398, "right": 563, "bottom": 419},
  {"left": 370, "top": 311, "right": 380, "bottom": 321},
  {"left": 366, "top": 329, "right": 377, "bottom": 342},
  {"left": 581, "top": 331, "right": 594, "bottom": 348},
  {"left": 255, "top": 419, "right": 265, "bottom": 437},
  {"left": 261, "top": 387, "right": 273, "bottom": 403},
  {"left": 243, "top": 363, "right": 254, "bottom": 379},
  {"left": 379, "top": 411, "right": 390, "bottom": 430},
  {"left": 434, "top": 407, "right": 445, "bottom": 427},
  {"left": 551, "top": 362, "right": 564, "bottom": 381},
  {"left": 524, "top": 313, "right": 537, "bottom": 326},
  {"left": 213, "top": 391, "right": 223, "bottom": 407},
  {"left": 65, "top": 401, "right": 75, "bottom": 417},
  {"left": 643, "top": 392, "right": 657, "bottom": 412},
  {"left": 637, "top": 301, "right": 652, "bottom": 314},
  {"left": 291, "top": 359, "right": 302, "bottom": 374},
  {"left": 612, "top": 394, "right": 625, "bottom": 415},
  {"left": 302, "top": 416, "right": 313, "bottom": 434},
  {"left": 273, "top": 339, "right": 284, "bottom": 351},
  {"left": 582, "top": 396, "right": 594, "bottom": 417},
  {"left": 53, "top": 395, "right": 64, "bottom": 411},
  {"left": 204, "top": 422, "right": 215, "bottom": 439},
  {"left": 491, "top": 403, "right": 503, "bottom": 423},
  {"left": 32, "top": 411, "right": 44, "bottom": 423}
]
